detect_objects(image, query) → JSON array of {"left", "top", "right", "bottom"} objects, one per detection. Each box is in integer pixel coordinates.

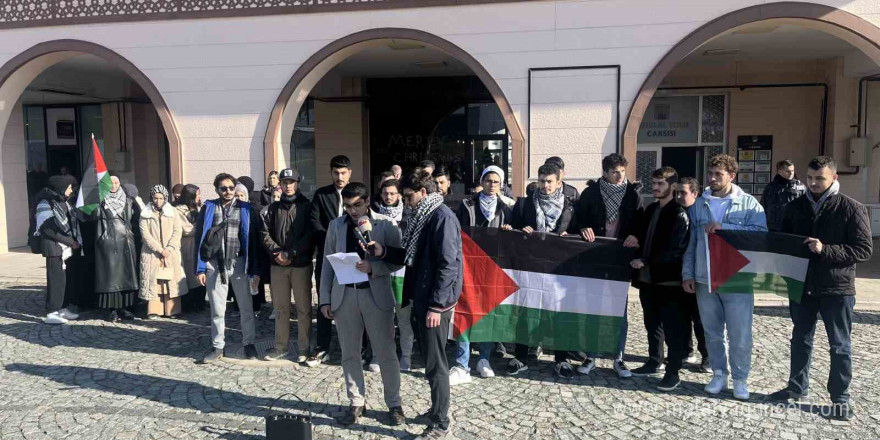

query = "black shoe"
[
  {"left": 120, "top": 309, "right": 135, "bottom": 321},
  {"left": 527, "top": 346, "right": 542, "bottom": 360},
  {"left": 698, "top": 357, "right": 711, "bottom": 373},
  {"left": 831, "top": 402, "right": 853, "bottom": 421},
  {"left": 657, "top": 371, "right": 681, "bottom": 392},
  {"left": 414, "top": 410, "right": 432, "bottom": 425},
  {"left": 414, "top": 425, "right": 451, "bottom": 440},
  {"left": 506, "top": 358, "right": 528, "bottom": 376},
  {"left": 263, "top": 348, "right": 288, "bottom": 361},
  {"left": 555, "top": 361, "right": 574, "bottom": 379},
  {"left": 305, "top": 349, "right": 328, "bottom": 367},
  {"left": 243, "top": 344, "right": 258, "bottom": 360},
  {"left": 388, "top": 406, "right": 405, "bottom": 426},
  {"left": 770, "top": 387, "right": 809, "bottom": 403},
  {"left": 338, "top": 405, "right": 364, "bottom": 425},
  {"left": 107, "top": 310, "right": 120, "bottom": 323},
  {"left": 492, "top": 342, "right": 507, "bottom": 359},
  {"left": 200, "top": 348, "right": 223, "bottom": 364},
  {"left": 631, "top": 362, "right": 662, "bottom": 377}
]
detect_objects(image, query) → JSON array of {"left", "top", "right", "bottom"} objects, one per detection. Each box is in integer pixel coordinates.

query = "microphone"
[{"left": 357, "top": 217, "right": 373, "bottom": 243}]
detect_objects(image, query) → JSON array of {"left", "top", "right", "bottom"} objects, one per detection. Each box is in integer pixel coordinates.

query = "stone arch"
[{"left": 263, "top": 28, "right": 527, "bottom": 194}]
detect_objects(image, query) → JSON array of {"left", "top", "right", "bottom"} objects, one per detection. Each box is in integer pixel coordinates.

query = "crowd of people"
[{"left": 30, "top": 150, "right": 871, "bottom": 439}]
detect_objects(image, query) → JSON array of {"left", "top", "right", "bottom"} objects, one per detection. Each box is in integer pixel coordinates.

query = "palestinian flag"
[
  {"left": 392, "top": 267, "right": 405, "bottom": 305},
  {"left": 455, "top": 227, "right": 635, "bottom": 355},
  {"left": 708, "top": 230, "right": 812, "bottom": 303},
  {"left": 76, "top": 135, "right": 112, "bottom": 215}
]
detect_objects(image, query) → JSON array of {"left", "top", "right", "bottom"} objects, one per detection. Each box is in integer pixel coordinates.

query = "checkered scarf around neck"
[
  {"left": 599, "top": 177, "right": 628, "bottom": 222},
  {"left": 212, "top": 198, "right": 241, "bottom": 264},
  {"left": 533, "top": 186, "right": 564, "bottom": 232},
  {"left": 104, "top": 186, "right": 127, "bottom": 217},
  {"left": 377, "top": 201, "right": 403, "bottom": 222},
  {"left": 402, "top": 192, "right": 444, "bottom": 266}
]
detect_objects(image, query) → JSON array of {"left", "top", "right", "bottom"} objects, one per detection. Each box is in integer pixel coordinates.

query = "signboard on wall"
[
  {"left": 637, "top": 96, "right": 699, "bottom": 144},
  {"left": 736, "top": 135, "right": 773, "bottom": 195}
]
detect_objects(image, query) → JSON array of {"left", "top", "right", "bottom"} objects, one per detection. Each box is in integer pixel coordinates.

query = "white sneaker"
[
  {"left": 577, "top": 359, "right": 596, "bottom": 375},
  {"left": 705, "top": 370, "right": 729, "bottom": 394},
  {"left": 448, "top": 366, "right": 472, "bottom": 386},
  {"left": 269, "top": 310, "right": 277, "bottom": 320},
  {"left": 368, "top": 363, "right": 381, "bottom": 373},
  {"left": 733, "top": 379, "right": 750, "bottom": 400},
  {"left": 59, "top": 308, "right": 79, "bottom": 320},
  {"left": 43, "top": 311, "right": 68, "bottom": 325},
  {"left": 614, "top": 360, "right": 632, "bottom": 378},
  {"left": 683, "top": 354, "right": 698, "bottom": 365},
  {"left": 476, "top": 359, "right": 495, "bottom": 378}
]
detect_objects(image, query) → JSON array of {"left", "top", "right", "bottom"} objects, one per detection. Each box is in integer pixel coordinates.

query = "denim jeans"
[
  {"left": 455, "top": 341, "right": 495, "bottom": 371},
  {"left": 788, "top": 294, "right": 855, "bottom": 403},
  {"left": 695, "top": 283, "right": 753, "bottom": 380}
]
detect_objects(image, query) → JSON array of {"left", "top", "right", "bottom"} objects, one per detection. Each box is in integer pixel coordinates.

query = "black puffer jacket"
[
  {"left": 761, "top": 174, "right": 806, "bottom": 231},
  {"left": 630, "top": 200, "right": 690, "bottom": 288},
  {"left": 782, "top": 192, "right": 872, "bottom": 296},
  {"left": 34, "top": 188, "right": 80, "bottom": 258},
  {"left": 261, "top": 192, "right": 314, "bottom": 267},
  {"left": 574, "top": 180, "right": 643, "bottom": 239}
]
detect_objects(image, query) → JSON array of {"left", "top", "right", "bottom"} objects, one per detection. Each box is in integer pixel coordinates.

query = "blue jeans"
[
  {"left": 696, "top": 283, "right": 753, "bottom": 380},
  {"left": 788, "top": 294, "right": 855, "bottom": 403},
  {"left": 588, "top": 308, "right": 628, "bottom": 361},
  {"left": 455, "top": 341, "right": 494, "bottom": 371}
]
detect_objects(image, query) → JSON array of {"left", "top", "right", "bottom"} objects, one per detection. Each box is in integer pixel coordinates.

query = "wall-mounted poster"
[
  {"left": 46, "top": 107, "right": 77, "bottom": 146},
  {"left": 736, "top": 135, "right": 773, "bottom": 195}
]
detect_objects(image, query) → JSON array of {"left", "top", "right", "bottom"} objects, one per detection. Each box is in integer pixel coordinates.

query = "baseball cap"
[{"left": 278, "top": 168, "right": 301, "bottom": 182}]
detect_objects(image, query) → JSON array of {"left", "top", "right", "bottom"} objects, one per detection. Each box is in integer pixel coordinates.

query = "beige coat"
[
  {"left": 139, "top": 202, "right": 187, "bottom": 300},
  {"left": 175, "top": 204, "right": 200, "bottom": 290}
]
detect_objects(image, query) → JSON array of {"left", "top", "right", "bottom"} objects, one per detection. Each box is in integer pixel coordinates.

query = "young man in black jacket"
[
  {"left": 508, "top": 163, "right": 579, "bottom": 378},
  {"left": 627, "top": 167, "right": 690, "bottom": 391},
  {"left": 575, "top": 153, "right": 643, "bottom": 378},
  {"left": 369, "top": 171, "right": 463, "bottom": 440},
  {"left": 525, "top": 156, "right": 579, "bottom": 205},
  {"left": 261, "top": 168, "right": 314, "bottom": 362},
  {"left": 772, "top": 156, "right": 872, "bottom": 421},
  {"left": 761, "top": 159, "right": 806, "bottom": 231},
  {"left": 307, "top": 154, "right": 352, "bottom": 366}
]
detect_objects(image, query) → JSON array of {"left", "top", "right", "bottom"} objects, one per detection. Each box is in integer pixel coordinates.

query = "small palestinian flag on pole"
[
  {"left": 708, "top": 230, "right": 812, "bottom": 303},
  {"left": 455, "top": 227, "right": 635, "bottom": 354},
  {"left": 391, "top": 267, "right": 405, "bottom": 305},
  {"left": 76, "top": 134, "right": 113, "bottom": 215}
]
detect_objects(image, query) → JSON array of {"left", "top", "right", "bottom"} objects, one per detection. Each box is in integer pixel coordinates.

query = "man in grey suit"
[{"left": 319, "top": 182, "right": 405, "bottom": 426}]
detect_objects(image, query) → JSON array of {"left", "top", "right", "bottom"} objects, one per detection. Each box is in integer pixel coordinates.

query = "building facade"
[{"left": 1, "top": 0, "right": 880, "bottom": 252}]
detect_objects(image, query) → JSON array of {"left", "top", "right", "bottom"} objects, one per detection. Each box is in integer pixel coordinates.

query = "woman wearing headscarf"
[
  {"left": 233, "top": 181, "right": 267, "bottom": 317},
  {"left": 139, "top": 184, "right": 186, "bottom": 319},
  {"left": 34, "top": 175, "right": 82, "bottom": 324},
  {"left": 91, "top": 175, "right": 140, "bottom": 322},
  {"left": 175, "top": 184, "right": 206, "bottom": 313},
  {"left": 451, "top": 166, "right": 513, "bottom": 382}
]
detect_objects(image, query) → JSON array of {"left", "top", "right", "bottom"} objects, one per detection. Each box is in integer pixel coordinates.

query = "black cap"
[{"left": 279, "top": 168, "right": 301, "bottom": 182}]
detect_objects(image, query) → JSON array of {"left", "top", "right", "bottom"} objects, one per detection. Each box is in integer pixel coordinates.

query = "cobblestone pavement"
[{"left": 1, "top": 282, "right": 880, "bottom": 440}]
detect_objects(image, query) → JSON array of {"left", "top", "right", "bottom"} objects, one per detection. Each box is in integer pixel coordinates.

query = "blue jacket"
[
  {"left": 682, "top": 184, "right": 767, "bottom": 285},
  {"left": 194, "top": 199, "right": 261, "bottom": 276}
]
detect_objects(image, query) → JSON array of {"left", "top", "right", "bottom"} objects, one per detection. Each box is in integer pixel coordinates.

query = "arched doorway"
[
  {"left": 263, "top": 28, "right": 526, "bottom": 196},
  {"left": 0, "top": 40, "right": 183, "bottom": 252},
  {"left": 622, "top": 3, "right": 880, "bottom": 203}
]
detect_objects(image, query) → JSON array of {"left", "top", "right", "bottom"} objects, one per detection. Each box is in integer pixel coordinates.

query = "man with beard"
[
  {"left": 575, "top": 153, "right": 642, "bottom": 378},
  {"left": 308, "top": 155, "right": 353, "bottom": 366},
  {"left": 34, "top": 175, "right": 82, "bottom": 324},
  {"left": 772, "top": 156, "right": 872, "bottom": 420},
  {"left": 261, "top": 168, "right": 315, "bottom": 363},
  {"left": 682, "top": 154, "right": 766, "bottom": 400},
  {"left": 627, "top": 167, "right": 690, "bottom": 392},
  {"left": 367, "top": 171, "right": 463, "bottom": 440},
  {"left": 319, "top": 182, "right": 405, "bottom": 426},
  {"left": 761, "top": 159, "right": 806, "bottom": 232}
]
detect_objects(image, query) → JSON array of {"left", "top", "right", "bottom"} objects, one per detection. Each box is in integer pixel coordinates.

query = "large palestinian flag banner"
[
  {"left": 455, "top": 227, "right": 635, "bottom": 355},
  {"left": 75, "top": 135, "right": 112, "bottom": 215},
  {"left": 708, "top": 230, "right": 812, "bottom": 303}
]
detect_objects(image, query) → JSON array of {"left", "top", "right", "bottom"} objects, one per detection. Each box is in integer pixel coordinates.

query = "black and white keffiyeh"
[
  {"left": 104, "top": 187, "right": 127, "bottom": 217},
  {"left": 533, "top": 186, "right": 564, "bottom": 232},
  {"left": 599, "top": 178, "right": 627, "bottom": 222},
  {"left": 479, "top": 193, "right": 498, "bottom": 223},
  {"left": 402, "top": 192, "right": 444, "bottom": 266},
  {"left": 376, "top": 202, "right": 403, "bottom": 222}
]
